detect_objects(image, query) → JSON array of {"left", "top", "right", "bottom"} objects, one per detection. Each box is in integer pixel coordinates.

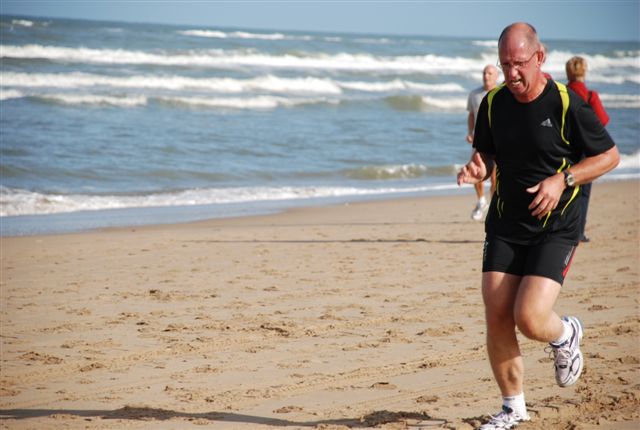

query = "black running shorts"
[{"left": 482, "top": 235, "right": 578, "bottom": 285}]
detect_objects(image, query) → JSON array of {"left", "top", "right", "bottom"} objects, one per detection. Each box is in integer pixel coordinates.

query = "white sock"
[
  {"left": 551, "top": 319, "right": 572, "bottom": 346},
  {"left": 478, "top": 196, "right": 487, "bottom": 205},
  {"left": 503, "top": 392, "right": 527, "bottom": 418}
]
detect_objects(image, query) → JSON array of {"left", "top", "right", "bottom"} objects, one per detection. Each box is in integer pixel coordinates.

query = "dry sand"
[{"left": 1, "top": 180, "right": 638, "bottom": 430}]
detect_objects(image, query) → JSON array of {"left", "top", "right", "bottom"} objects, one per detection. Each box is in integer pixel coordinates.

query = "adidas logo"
[{"left": 540, "top": 118, "right": 553, "bottom": 127}]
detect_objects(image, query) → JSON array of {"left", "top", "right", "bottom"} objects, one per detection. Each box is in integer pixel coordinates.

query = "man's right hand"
[{"left": 457, "top": 151, "right": 487, "bottom": 186}]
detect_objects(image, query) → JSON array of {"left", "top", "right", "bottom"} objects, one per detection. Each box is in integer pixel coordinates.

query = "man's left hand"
[{"left": 526, "top": 173, "right": 566, "bottom": 219}]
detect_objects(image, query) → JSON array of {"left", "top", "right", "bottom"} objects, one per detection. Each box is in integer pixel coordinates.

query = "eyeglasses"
[{"left": 497, "top": 51, "right": 538, "bottom": 71}]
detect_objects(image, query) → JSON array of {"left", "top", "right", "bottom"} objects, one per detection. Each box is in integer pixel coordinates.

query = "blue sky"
[{"left": 2, "top": 1, "right": 639, "bottom": 42}]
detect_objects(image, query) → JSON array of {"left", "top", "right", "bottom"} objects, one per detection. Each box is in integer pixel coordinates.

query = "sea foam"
[{"left": 0, "top": 184, "right": 461, "bottom": 217}]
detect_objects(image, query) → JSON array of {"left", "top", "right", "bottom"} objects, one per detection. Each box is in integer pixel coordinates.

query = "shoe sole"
[
  {"left": 478, "top": 415, "right": 530, "bottom": 430},
  {"left": 558, "top": 316, "right": 584, "bottom": 387}
]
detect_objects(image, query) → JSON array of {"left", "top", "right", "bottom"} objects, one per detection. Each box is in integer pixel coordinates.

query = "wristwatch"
[{"left": 563, "top": 170, "right": 576, "bottom": 187}]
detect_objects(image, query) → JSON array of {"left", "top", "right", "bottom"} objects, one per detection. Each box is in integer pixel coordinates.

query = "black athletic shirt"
[{"left": 473, "top": 79, "right": 615, "bottom": 245}]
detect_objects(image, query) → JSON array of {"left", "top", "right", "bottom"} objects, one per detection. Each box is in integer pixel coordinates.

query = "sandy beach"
[{"left": 1, "top": 180, "right": 638, "bottom": 430}]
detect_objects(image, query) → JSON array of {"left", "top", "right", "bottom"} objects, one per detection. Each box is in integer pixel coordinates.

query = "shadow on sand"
[{"left": 1, "top": 407, "right": 450, "bottom": 428}]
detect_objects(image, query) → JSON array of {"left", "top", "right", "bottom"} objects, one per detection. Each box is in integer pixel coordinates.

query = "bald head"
[
  {"left": 498, "top": 22, "right": 541, "bottom": 52},
  {"left": 482, "top": 65, "right": 499, "bottom": 90},
  {"left": 483, "top": 64, "right": 498, "bottom": 74}
]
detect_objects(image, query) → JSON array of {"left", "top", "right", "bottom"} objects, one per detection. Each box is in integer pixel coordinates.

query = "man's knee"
[
  {"left": 485, "top": 305, "right": 516, "bottom": 332},
  {"left": 514, "top": 276, "right": 562, "bottom": 340},
  {"left": 514, "top": 310, "right": 538, "bottom": 339},
  {"left": 514, "top": 305, "right": 549, "bottom": 340}
]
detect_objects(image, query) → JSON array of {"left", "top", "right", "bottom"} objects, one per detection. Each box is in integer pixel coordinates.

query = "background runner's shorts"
[{"left": 482, "top": 235, "right": 577, "bottom": 285}]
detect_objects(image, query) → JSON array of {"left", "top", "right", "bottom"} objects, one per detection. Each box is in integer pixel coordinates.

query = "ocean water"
[{"left": 1, "top": 16, "right": 639, "bottom": 236}]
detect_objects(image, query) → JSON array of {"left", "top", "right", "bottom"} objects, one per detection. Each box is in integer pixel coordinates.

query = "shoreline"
[
  {"left": 0, "top": 181, "right": 477, "bottom": 237},
  {"left": 1, "top": 179, "right": 638, "bottom": 429},
  {"left": 2, "top": 174, "right": 638, "bottom": 238}
]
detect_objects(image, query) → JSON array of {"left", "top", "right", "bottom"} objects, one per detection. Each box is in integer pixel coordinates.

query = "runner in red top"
[
  {"left": 566, "top": 56, "right": 609, "bottom": 126},
  {"left": 566, "top": 56, "right": 610, "bottom": 242}
]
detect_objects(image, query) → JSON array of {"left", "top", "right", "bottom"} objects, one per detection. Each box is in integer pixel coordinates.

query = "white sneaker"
[
  {"left": 471, "top": 198, "right": 488, "bottom": 221},
  {"left": 477, "top": 406, "right": 530, "bottom": 429},
  {"left": 550, "top": 316, "right": 584, "bottom": 387}
]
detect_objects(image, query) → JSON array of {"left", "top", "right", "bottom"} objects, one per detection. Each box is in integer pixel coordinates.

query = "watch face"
[
  {"left": 564, "top": 171, "right": 574, "bottom": 187},
  {"left": 567, "top": 173, "right": 575, "bottom": 186}
]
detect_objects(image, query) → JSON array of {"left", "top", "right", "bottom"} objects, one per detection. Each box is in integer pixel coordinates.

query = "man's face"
[
  {"left": 482, "top": 66, "right": 498, "bottom": 90},
  {"left": 498, "top": 37, "right": 541, "bottom": 101}
]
